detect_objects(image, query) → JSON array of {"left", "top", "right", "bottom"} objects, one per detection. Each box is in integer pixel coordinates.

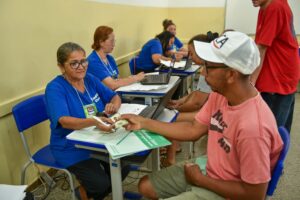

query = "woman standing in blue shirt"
[
  {"left": 136, "top": 31, "right": 182, "bottom": 73},
  {"left": 162, "top": 19, "right": 188, "bottom": 57},
  {"left": 87, "top": 26, "right": 145, "bottom": 90},
  {"left": 45, "top": 42, "right": 129, "bottom": 200}
]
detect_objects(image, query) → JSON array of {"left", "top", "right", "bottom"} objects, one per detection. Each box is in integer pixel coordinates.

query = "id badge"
[
  {"left": 83, "top": 103, "right": 98, "bottom": 118},
  {"left": 112, "top": 71, "right": 118, "bottom": 79}
]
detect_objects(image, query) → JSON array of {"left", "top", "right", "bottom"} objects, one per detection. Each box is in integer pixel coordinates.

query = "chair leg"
[
  {"left": 21, "top": 161, "right": 32, "bottom": 185},
  {"left": 63, "top": 170, "right": 76, "bottom": 200}
]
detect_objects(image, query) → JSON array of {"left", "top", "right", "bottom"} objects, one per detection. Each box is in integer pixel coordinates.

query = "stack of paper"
[
  {"left": 116, "top": 83, "right": 168, "bottom": 92},
  {"left": 67, "top": 126, "right": 130, "bottom": 145},
  {"left": 67, "top": 103, "right": 172, "bottom": 159},
  {"left": 0, "top": 184, "right": 27, "bottom": 200},
  {"left": 105, "top": 129, "right": 171, "bottom": 159},
  {"left": 160, "top": 59, "right": 186, "bottom": 69},
  {"left": 117, "top": 103, "right": 147, "bottom": 115}
]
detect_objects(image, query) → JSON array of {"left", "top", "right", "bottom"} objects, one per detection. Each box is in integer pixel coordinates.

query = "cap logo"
[{"left": 213, "top": 34, "right": 228, "bottom": 49}]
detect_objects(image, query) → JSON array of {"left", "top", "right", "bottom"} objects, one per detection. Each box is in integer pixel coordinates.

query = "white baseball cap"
[{"left": 193, "top": 31, "right": 260, "bottom": 75}]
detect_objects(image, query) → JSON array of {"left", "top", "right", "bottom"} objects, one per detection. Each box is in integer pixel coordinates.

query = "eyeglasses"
[
  {"left": 204, "top": 62, "right": 228, "bottom": 74},
  {"left": 67, "top": 59, "right": 88, "bottom": 70}
]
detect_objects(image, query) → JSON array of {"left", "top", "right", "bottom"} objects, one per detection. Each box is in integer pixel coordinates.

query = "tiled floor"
[{"left": 34, "top": 93, "right": 300, "bottom": 200}]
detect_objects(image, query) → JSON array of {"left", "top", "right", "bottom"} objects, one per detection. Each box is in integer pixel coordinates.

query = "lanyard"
[
  {"left": 73, "top": 83, "right": 94, "bottom": 106},
  {"left": 97, "top": 53, "right": 117, "bottom": 78},
  {"left": 73, "top": 84, "right": 99, "bottom": 118}
]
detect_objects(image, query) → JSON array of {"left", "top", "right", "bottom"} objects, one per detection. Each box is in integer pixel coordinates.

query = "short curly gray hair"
[{"left": 57, "top": 42, "right": 85, "bottom": 65}]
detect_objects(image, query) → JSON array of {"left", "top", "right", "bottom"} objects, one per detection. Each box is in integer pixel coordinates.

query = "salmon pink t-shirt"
[{"left": 195, "top": 92, "right": 283, "bottom": 184}]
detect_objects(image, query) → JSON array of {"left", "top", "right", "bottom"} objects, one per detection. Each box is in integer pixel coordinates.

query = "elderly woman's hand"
[
  {"left": 94, "top": 117, "right": 115, "bottom": 132},
  {"left": 134, "top": 72, "right": 145, "bottom": 82},
  {"left": 104, "top": 103, "right": 118, "bottom": 115}
]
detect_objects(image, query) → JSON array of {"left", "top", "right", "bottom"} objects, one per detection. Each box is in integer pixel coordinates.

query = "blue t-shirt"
[
  {"left": 87, "top": 50, "right": 119, "bottom": 81},
  {"left": 45, "top": 73, "right": 117, "bottom": 167},
  {"left": 174, "top": 37, "right": 183, "bottom": 50},
  {"left": 168, "top": 37, "right": 183, "bottom": 51},
  {"left": 136, "top": 39, "right": 163, "bottom": 71}
]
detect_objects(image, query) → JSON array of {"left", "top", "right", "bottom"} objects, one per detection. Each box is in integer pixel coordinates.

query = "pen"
[
  {"left": 116, "top": 132, "right": 131, "bottom": 145},
  {"left": 92, "top": 116, "right": 110, "bottom": 127}
]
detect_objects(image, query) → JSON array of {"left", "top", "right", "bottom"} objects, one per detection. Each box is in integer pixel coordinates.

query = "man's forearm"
[{"left": 142, "top": 119, "right": 205, "bottom": 141}]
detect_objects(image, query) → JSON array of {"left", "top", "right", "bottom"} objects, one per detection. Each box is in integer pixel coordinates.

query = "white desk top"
[
  {"left": 155, "top": 65, "right": 200, "bottom": 76},
  {"left": 116, "top": 76, "right": 180, "bottom": 96},
  {"left": 66, "top": 107, "right": 178, "bottom": 148},
  {"left": 67, "top": 107, "right": 178, "bottom": 200}
]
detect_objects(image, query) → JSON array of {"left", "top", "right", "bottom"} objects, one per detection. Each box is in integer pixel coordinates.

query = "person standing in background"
[
  {"left": 251, "top": 0, "right": 300, "bottom": 133},
  {"left": 162, "top": 19, "right": 188, "bottom": 57}
]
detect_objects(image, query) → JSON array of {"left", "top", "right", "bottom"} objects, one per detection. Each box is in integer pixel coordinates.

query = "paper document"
[
  {"left": 67, "top": 127, "right": 171, "bottom": 159},
  {"left": 195, "top": 156, "right": 207, "bottom": 175},
  {"left": 67, "top": 103, "right": 147, "bottom": 145},
  {"left": 116, "top": 82, "right": 168, "bottom": 92},
  {"left": 118, "top": 103, "right": 147, "bottom": 115},
  {"left": 0, "top": 184, "right": 27, "bottom": 200},
  {"left": 106, "top": 129, "right": 171, "bottom": 159},
  {"left": 145, "top": 72, "right": 159, "bottom": 76},
  {"left": 67, "top": 103, "right": 172, "bottom": 159},
  {"left": 67, "top": 126, "right": 130, "bottom": 145},
  {"left": 160, "top": 59, "right": 186, "bottom": 69}
]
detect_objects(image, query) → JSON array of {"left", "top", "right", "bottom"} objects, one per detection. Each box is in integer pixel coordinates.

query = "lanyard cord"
[
  {"left": 97, "top": 52, "right": 116, "bottom": 76},
  {"left": 73, "top": 83, "right": 94, "bottom": 108}
]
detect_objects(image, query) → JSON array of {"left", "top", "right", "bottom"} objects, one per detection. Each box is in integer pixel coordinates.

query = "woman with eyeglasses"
[
  {"left": 87, "top": 26, "right": 145, "bottom": 90},
  {"left": 45, "top": 42, "right": 130, "bottom": 200},
  {"left": 135, "top": 31, "right": 182, "bottom": 73}
]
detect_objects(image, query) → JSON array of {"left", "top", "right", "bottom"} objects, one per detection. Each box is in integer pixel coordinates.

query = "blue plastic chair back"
[
  {"left": 12, "top": 94, "right": 77, "bottom": 200},
  {"left": 129, "top": 56, "right": 138, "bottom": 75},
  {"left": 12, "top": 94, "right": 48, "bottom": 132},
  {"left": 266, "top": 126, "right": 290, "bottom": 197}
]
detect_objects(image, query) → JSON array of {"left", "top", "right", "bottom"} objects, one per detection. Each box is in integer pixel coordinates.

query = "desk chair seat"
[
  {"left": 265, "top": 126, "right": 290, "bottom": 199},
  {"left": 12, "top": 94, "right": 76, "bottom": 200}
]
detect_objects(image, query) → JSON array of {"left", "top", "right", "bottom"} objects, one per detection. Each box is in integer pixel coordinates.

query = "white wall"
[{"left": 89, "top": 0, "right": 226, "bottom": 7}]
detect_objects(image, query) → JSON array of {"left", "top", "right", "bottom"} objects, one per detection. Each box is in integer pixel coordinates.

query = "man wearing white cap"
[{"left": 121, "top": 31, "right": 283, "bottom": 200}]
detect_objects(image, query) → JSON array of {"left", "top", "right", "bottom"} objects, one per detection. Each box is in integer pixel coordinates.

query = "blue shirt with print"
[
  {"left": 45, "top": 73, "right": 116, "bottom": 167},
  {"left": 168, "top": 37, "right": 183, "bottom": 51},
  {"left": 174, "top": 37, "right": 183, "bottom": 50},
  {"left": 87, "top": 50, "right": 119, "bottom": 81}
]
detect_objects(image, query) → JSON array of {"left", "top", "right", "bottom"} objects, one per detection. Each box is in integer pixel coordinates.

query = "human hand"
[
  {"left": 93, "top": 117, "right": 115, "bottom": 132},
  {"left": 174, "top": 52, "right": 183, "bottom": 62},
  {"left": 135, "top": 72, "right": 145, "bottom": 82},
  {"left": 184, "top": 163, "right": 203, "bottom": 187},
  {"left": 166, "top": 99, "right": 182, "bottom": 109},
  {"left": 120, "top": 114, "right": 147, "bottom": 131},
  {"left": 104, "top": 103, "right": 118, "bottom": 115}
]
